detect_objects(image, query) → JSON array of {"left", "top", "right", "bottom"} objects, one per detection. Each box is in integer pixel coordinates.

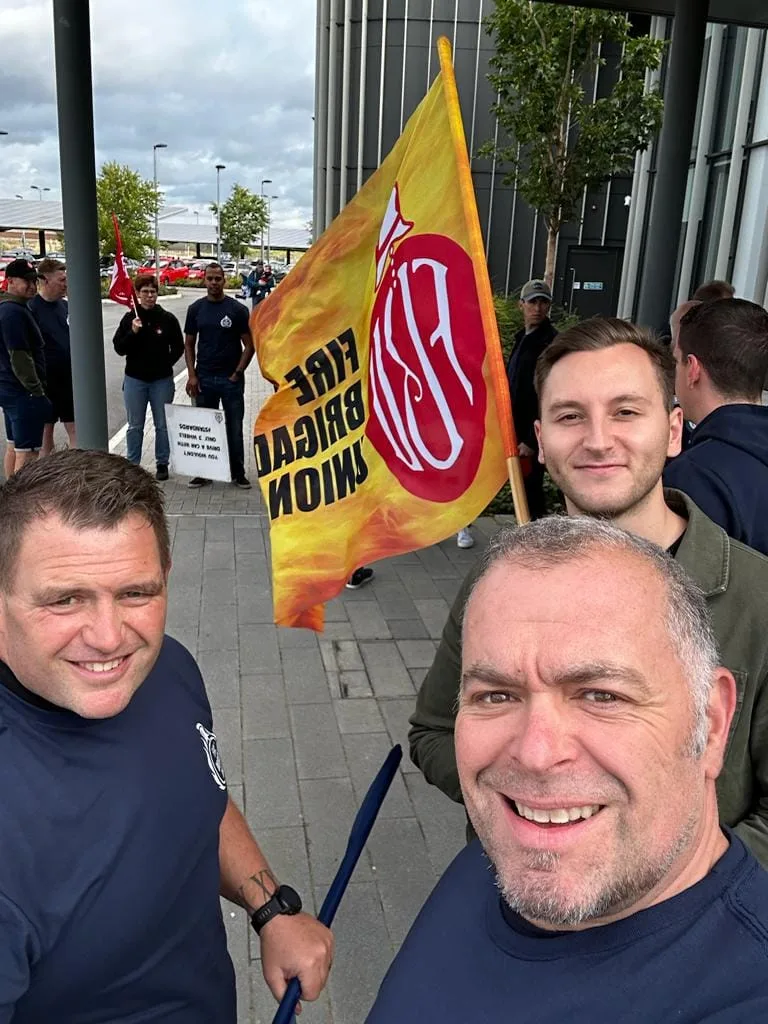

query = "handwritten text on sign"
[{"left": 165, "top": 403, "right": 231, "bottom": 482}]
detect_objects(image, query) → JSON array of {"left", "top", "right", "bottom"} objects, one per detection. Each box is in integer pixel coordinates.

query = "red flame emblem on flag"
[{"left": 365, "top": 185, "right": 487, "bottom": 502}]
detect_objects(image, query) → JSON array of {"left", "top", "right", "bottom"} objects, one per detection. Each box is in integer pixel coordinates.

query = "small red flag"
[{"left": 108, "top": 214, "right": 137, "bottom": 310}]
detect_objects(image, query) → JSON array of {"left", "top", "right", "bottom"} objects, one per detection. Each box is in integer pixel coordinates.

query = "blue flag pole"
[{"left": 271, "top": 744, "right": 403, "bottom": 1024}]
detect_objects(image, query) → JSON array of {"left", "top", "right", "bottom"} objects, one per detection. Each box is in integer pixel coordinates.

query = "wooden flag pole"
[{"left": 507, "top": 455, "right": 530, "bottom": 525}]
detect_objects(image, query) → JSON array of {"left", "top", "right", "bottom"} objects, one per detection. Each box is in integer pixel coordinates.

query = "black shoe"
[
  {"left": 156, "top": 464, "right": 169, "bottom": 481},
  {"left": 187, "top": 476, "right": 211, "bottom": 489},
  {"left": 345, "top": 567, "right": 374, "bottom": 590},
  {"left": 233, "top": 475, "right": 252, "bottom": 489}
]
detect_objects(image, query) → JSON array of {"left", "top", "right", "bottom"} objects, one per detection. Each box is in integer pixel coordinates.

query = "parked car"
[{"left": 135, "top": 259, "right": 189, "bottom": 286}]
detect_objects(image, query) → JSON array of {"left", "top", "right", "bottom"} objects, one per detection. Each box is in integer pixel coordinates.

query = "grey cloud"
[{"left": 0, "top": 0, "right": 316, "bottom": 227}]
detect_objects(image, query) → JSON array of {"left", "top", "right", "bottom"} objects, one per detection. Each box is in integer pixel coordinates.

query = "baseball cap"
[
  {"left": 4, "top": 258, "right": 38, "bottom": 281},
  {"left": 521, "top": 279, "right": 552, "bottom": 302}
]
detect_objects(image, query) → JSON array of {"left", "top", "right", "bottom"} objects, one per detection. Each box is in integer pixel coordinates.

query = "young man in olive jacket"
[{"left": 410, "top": 319, "right": 768, "bottom": 867}]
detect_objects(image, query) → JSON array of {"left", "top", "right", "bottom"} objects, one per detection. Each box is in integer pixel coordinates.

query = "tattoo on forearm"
[{"left": 236, "top": 869, "right": 278, "bottom": 913}]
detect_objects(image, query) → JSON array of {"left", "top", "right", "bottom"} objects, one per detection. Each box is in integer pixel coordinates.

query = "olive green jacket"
[{"left": 408, "top": 491, "right": 768, "bottom": 867}]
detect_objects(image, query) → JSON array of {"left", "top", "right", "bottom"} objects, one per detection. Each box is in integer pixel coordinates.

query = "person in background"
[
  {"left": 184, "top": 263, "right": 254, "bottom": 489},
  {"left": 0, "top": 259, "right": 51, "bottom": 477},
  {"left": 456, "top": 278, "right": 557, "bottom": 549},
  {"left": 244, "top": 260, "right": 264, "bottom": 304},
  {"left": 664, "top": 297, "right": 768, "bottom": 555},
  {"left": 251, "top": 264, "right": 275, "bottom": 310},
  {"left": 112, "top": 275, "right": 184, "bottom": 482},
  {"left": 410, "top": 318, "right": 768, "bottom": 868},
  {"left": 693, "top": 280, "right": 735, "bottom": 302},
  {"left": 28, "top": 258, "right": 76, "bottom": 456}
]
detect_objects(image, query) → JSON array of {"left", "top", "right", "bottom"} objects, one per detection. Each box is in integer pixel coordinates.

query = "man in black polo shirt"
[
  {"left": 184, "top": 264, "right": 254, "bottom": 489},
  {"left": 29, "top": 258, "right": 76, "bottom": 455}
]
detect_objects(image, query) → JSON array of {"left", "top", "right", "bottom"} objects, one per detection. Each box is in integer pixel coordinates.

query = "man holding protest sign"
[{"left": 184, "top": 264, "right": 254, "bottom": 490}]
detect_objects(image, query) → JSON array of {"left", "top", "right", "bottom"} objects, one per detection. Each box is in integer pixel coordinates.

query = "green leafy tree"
[
  {"left": 483, "top": 2, "right": 665, "bottom": 284},
  {"left": 211, "top": 184, "right": 268, "bottom": 259},
  {"left": 96, "top": 162, "right": 157, "bottom": 259}
]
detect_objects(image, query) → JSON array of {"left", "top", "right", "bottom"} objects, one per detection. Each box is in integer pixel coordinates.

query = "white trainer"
[{"left": 456, "top": 527, "right": 475, "bottom": 549}]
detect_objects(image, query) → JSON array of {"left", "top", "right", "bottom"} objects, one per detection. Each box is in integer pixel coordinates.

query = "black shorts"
[{"left": 45, "top": 373, "right": 75, "bottom": 424}]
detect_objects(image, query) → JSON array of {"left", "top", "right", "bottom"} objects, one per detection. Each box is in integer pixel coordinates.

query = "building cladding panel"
[{"left": 316, "top": 1, "right": 768, "bottom": 313}]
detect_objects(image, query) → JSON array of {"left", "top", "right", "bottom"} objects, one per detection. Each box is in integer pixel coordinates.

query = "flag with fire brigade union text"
[{"left": 251, "top": 37, "right": 513, "bottom": 630}]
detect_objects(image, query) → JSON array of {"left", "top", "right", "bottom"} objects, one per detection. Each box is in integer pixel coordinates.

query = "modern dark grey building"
[{"left": 314, "top": 0, "right": 768, "bottom": 321}]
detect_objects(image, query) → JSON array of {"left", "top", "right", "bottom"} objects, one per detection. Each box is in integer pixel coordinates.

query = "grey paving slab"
[
  {"left": 385, "top": 617, "right": 430, "bottom": 640},
  {"left": 241, "top": 674, "right": 290, "bottom": 740},
  {"left": 396, "top": 639, "right": 437, "bottom": 669},
  {"left": 239, "top": 624, "right": 281, "bottom": 675},
  {"left": 237, "top": 587, "right": 275, "bottom": 625},
  {"left": 201, "top": 568, "right": 237, "bottom": 607},
  {"left": 371, "top": 581, "right": 419, "bottom": 619},
  {"left": 205, "top": 517, "right": 234, "bottom": 542},
  {"left": 243, "top": 738, "right": 302, "bottom": 830},
  {"left": 359, "top": 641, "right": 413, "bottom": 698},
  {"left": 300, "top": 776, "right": 373, "bottom": 885},
  {"left": 409, "top": 668, "right": 428, "bottom": 689},
  {"left": 212, "top": 707, "right": 243, "bottom": 786},
  {"left": 319, "top": 620, "right": 355, "bottom": 640},
  {"left": 320, "top": 639, "right": 364, "bottom": 673},
  {"left": 345, "top": 601, "right": 392, "bottom": 641},
  {"left": 324, "top": 597, "right": 350, "bottom": 622},
  {"left": 198, "top": 649, "right": 240, "bottom": 709},
  {"left": 249, "top": 826, "right": 313, "bottom": 917},
  {"left": 378, "top": 697, "right": 421, "bottom": 774},
  {"left": 290, "top": 703, "right": 347, "bottom": 780},
  {"left": 337, "top": 670, "right": 373, "bottom": 698},
  {"left": 342, "top": 732, "right": 413, "bottom": 819},
  {"left": 236, "top": 551, "right": 270, "bottom": 582},
  {"left": 366, "top": 816, "right": 439, "bottom": 945},
  {"left": 282, "top": 647, "right": 332, "bottom": 704},
  {"left": 197, "top": 601, "right": 240, "bottom": 652},
  {"left": 333, "top": 698, "right": 386, "bottom": 734},
  {"left": 250, "top": 979, "right": 332, "bottom": 1024},
  {"left": 165, "top": 624, "right": 198, "bottom": 657},
  {"left": 233, "top": 529, "right": 266, "bottom": 554},
  {"left": 413, "top": 597, "right": 451, "bottom": 640},
  {"left": 435, "top": 575, "right": 464, "bottom": 605},
  {"left": 203, "top": 540, "right": 236, "bottom": 571},
  {"left": 404, "top": 772, "right": 466, "bottom": 875},
  {"left": 416, "top": 544, "right": 461, "bottom": 578},
  {"left": 277, "top": 626, "right": 320, "bottom": 649},
  {"left": 393, "top": 565, "right": 442, "bottom": 600}
]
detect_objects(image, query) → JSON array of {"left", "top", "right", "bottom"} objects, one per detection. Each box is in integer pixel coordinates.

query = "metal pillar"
[
  {"left": 215, "top": 164, "right": 225, "bottom": 263},
  {"left": 153, "top": 143, "right": 166, "bottom": 278},
  {"left": 636, "top": 0, "right": 709, "bottom": 329},
  {"left": 38, "top": 230, "right": 46, "bottom": 257},
  {"left": 52, "top": 0, "right": 108, "bottom": 450}
]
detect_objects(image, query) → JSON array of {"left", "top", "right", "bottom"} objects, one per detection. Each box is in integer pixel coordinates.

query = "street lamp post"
[
  {"left": 153, "top": 143, "right": 167, "bottom": 279},
  {"left": 215, "top": 164, "right": 226, "bottom": 263},
  {"left": 260, "top": 178, "right": 272, "bottom": 262},
  {"left": 267, "top": 195, "right": 278, "bottom": 262},
  {"left": 31, "top": 185, "right": 51, "bottom": 201}
]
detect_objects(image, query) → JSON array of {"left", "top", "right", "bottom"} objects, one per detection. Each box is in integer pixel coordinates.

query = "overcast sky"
[{"left": 0, "top": 1, "right": 316, "bottom": 228}]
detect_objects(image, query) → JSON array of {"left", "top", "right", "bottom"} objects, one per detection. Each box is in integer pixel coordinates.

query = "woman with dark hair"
[{"left": 113, "top": 275, "right": 184, "bottom": 480}]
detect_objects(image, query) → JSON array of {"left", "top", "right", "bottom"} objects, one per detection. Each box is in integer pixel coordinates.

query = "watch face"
[{"left": 277, "top": 885, "right": 302, "bottom": 915}]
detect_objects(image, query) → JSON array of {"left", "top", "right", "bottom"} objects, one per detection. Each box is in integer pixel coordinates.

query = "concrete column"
[
  {"left": 52, "top": 0, "right": 108, "bottom": 450},
  {"left": 636, "top": 0, "right": 709, "bottom": 329}
]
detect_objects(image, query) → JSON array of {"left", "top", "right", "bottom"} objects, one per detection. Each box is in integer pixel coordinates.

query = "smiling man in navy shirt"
[
  {"left": 0, "top": 450, "right": 332, "bottom": 1023},
  {"left": 369, "top": 517, "right": 768, "bottom": 1023},
  {"left": 184, "top": 263, "right": 254, "bottom": 489}
]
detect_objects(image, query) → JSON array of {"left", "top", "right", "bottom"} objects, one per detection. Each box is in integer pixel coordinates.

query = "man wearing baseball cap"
[
  {"left": 507, "top": 278, "right": 557, "bottom": 519},
  {"left": 0, "top": 259, "right": 52, "bottom": 477}
]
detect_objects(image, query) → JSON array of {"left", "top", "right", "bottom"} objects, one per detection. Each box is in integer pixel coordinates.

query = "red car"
[
  {"left": 136, "top": 259, "right": 189, "bottom": 286},
  {"left": 187, "top": 261, "right": 208, "bottom": 281}
]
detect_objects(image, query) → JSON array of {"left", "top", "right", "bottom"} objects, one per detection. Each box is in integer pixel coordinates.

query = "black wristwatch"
[{"left": 250, "top": 885, "right": 302, "bottom": 934}]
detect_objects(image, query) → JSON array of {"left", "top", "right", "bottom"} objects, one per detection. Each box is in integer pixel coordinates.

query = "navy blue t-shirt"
[
  {"left": 28, "top": 294, "right": 71, "bottom": 372},
  {"left": 0, "top": 297, "right": 46, "bottom": 394},
  {"left": 184, "top": 296, "right": 249, "bottom": 377},
  {"left": 368, "top": 837, "right": 768, "bottom": 1023},
  {"left": 0, "top": 637, "right": 235, "bottom": 1023}
]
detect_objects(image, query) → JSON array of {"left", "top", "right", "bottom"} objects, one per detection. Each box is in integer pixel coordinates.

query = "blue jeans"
[
  {"left": 123, "top": 375, "right": 174, "bottom": 465},
  {"left": 195, "top": 374, "right": 245, "bottom": 479}
]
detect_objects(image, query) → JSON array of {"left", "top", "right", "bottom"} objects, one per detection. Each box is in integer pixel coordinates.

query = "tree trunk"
[{"left": 544, "top": 223, "right": 558, "bottom": 287}]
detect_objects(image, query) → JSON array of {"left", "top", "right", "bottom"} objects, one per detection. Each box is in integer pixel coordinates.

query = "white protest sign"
[{"left": 165, "top": 404, "right": 231, "bottom": 482}]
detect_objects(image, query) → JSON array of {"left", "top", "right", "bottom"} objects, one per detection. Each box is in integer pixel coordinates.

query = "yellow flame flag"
[{"left": 252, "top": 37, "right": 516, "bottom": 630}]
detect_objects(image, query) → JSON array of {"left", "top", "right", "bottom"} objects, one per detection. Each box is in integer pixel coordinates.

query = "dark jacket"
[
  {"left": 408, "top": 491, "right": 768, "bottom": 867},
  {"left": 663, "top": 404, "right": 768, "bottom": 557},
  {"left": 113, "top": 305, "right": 184, "bottom": 383},
  {"left": 505, "top": 319, "right": 558, "bottom": 449}
]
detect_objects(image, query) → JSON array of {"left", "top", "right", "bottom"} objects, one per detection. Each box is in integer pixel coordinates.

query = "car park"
[{"left": 135, "top": 259, "right": 189, "bottom": 286}]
